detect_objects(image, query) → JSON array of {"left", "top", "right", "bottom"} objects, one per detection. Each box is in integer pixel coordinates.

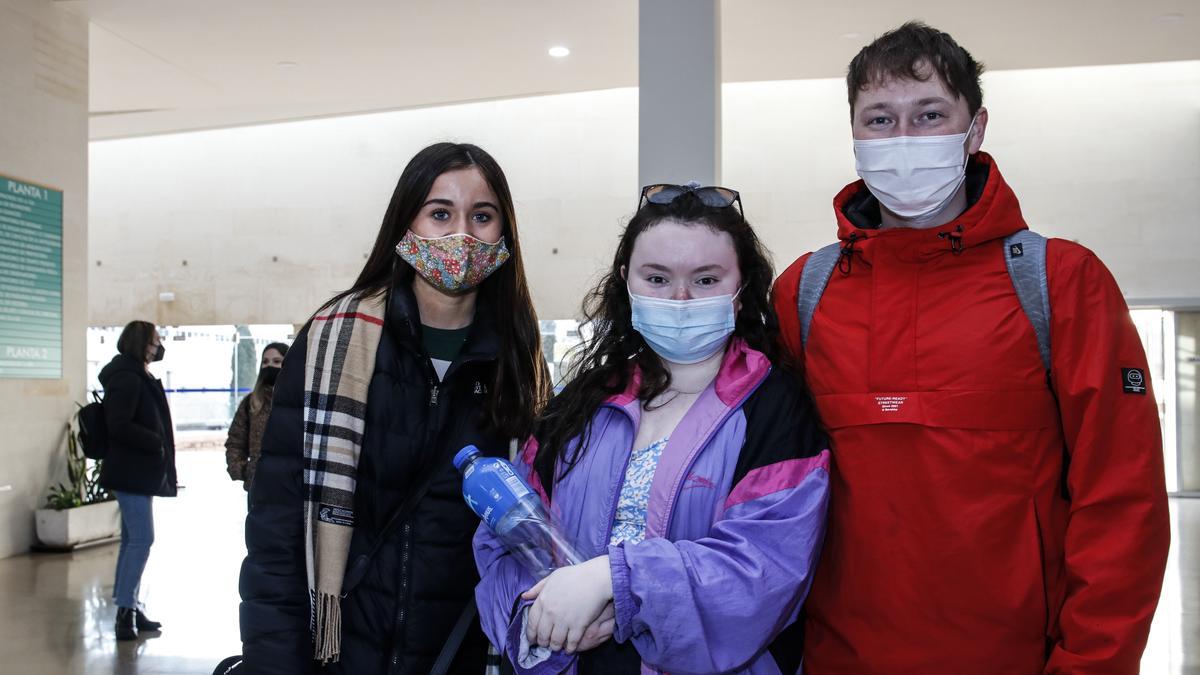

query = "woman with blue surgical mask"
[{"left": 474, "top": 184, "right": 832, "bottom": 673}]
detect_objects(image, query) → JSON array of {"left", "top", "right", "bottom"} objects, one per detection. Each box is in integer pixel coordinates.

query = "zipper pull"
[{"left": 428, "top": 384, "right": 439, "bottom": 406}]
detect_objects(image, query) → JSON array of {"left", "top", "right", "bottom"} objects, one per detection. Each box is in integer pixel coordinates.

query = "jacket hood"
[
  {"left": 99, "top": 353, "right": 150, "bottom": 386},
  {"left": 832, "top": 152, "right": 1029, "bottom": 260}
]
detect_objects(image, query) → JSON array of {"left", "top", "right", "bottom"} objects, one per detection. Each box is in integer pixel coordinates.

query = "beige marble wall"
[
  {"left": 88, "top": 60, "right": 1200, "bottom": 331},
  {"left": 0, "top": 0, "right": 88, "bottom": 558}
]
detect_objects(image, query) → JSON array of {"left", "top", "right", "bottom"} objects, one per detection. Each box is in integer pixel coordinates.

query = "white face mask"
[{"left": 853, "top": 116, "right": 977, "bottom": 222}]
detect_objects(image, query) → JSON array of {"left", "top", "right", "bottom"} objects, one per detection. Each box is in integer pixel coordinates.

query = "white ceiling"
[{"left": 63, "top": 0, "right": 1197, "bottom": 140}]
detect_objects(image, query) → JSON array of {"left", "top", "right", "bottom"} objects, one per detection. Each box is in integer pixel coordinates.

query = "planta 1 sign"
[{"left": 0, "top": 174, "right": 63, "bottom": 379}]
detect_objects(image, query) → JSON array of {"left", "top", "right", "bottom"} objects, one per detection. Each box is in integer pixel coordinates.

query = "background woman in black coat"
[{"left": 98, "top": 320, "right": 177, "bottom": 641}]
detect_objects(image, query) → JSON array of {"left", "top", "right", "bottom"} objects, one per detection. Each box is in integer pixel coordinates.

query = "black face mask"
[
  {"left": 151, "top": 344, "right": 165, "bottom": 362},
  {"left": 260, "top": 366, "right": 281, "bottom": 387}
]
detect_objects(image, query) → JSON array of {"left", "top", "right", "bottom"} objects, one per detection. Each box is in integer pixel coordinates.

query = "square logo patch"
[
  {"left": 1122, "top": 368, "right": 1147, "bottom": 394},
  {"left": 1010, "top": 243, "right": 1024, "bottom": 257}
]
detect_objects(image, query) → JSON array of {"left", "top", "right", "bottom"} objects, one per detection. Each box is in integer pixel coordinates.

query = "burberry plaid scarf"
[{"left": 302, "top": 291, "right": 386, "bottom": 663}]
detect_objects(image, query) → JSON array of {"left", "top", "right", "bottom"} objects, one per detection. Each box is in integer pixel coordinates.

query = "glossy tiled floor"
[
  {"left": 0, "top": 448, "right": 1196, "bottom": 674},
  {"left": 1, "top": 448, "right": 245, "bottom": 675}
]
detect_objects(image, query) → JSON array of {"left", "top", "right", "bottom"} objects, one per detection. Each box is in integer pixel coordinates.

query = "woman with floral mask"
[
  {"left": 238, "top": 143, "right": 550, "bottom": 674},
  {"left": 475, "top": 184, "right": 831, "bottom": 674}
]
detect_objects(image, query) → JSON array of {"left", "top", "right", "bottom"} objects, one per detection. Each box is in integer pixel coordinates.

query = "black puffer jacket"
[
  {"left": 98, "top": 354, "right": 177, "bottom": 497},
  {"left": 240, "top": 282, "right": 508, "bottom": 674}
]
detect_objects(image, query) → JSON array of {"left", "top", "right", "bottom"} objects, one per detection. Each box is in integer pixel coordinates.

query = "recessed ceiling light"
[
  {"left": 841, "top": 32, "right": 862, "bottom": 39},
  {"left": 548, "top": 46, "right": 570, "bottom": 58},
  {"left": 275, "top": 61, "right": 300, "bottom": 70},
  {"left": 1156, "top": 13, "right": 1184, "bottom": 23}
]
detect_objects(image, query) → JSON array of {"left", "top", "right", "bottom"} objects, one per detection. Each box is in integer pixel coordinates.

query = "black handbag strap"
[
  {"left": 430, "top": 600, "right": 478, "bottom": 675},
  {"left": 340, "top": 454, "right": 444, "bottom": 597},
  {"left": 339, "top": 452, "right": 479, "bottom": 672}
]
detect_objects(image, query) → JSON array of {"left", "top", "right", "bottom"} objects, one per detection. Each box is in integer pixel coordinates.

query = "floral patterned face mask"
[{"left": 395, "top": 230, "right": 510, "bottom": 293}]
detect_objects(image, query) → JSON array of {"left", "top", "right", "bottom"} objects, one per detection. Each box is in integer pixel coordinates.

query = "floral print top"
[{"left": 609, "top": 437, "right": 669, "bottom": 546}]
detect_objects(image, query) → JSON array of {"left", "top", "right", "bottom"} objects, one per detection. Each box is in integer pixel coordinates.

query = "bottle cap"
[{"left": 452, "top": 445, "right": 482, "bottom": 471}]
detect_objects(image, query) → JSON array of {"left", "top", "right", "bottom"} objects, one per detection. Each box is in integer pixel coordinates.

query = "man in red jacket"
[{"left": 773, "top": 22, "right": 1170, "bottom": 673}]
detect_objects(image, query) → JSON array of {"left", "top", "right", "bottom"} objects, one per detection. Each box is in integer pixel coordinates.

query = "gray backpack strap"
[
  {"left": 797, "top": 242, "right": 843, "bottom": 348},
  {"left": 1003, "top": 230, "right": 1051, "bottom": 372}
]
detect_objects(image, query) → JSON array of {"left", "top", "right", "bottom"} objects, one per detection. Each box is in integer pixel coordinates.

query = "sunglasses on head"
[{"left": 638, "top": 182, "right": 743, "bottom": 219}]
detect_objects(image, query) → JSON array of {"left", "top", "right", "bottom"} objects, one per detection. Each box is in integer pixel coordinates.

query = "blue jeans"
[{"left": 113, "top": 491, "right": 154, "bottom": 609}]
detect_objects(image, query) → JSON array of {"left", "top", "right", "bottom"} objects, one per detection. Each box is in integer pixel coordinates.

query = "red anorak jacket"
[{"left": 773, "top": 153, "right": 1170, "bottom": 674}]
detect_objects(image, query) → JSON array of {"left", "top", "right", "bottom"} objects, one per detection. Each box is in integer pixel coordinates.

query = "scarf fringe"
[{"left": 313, "top": 590, "right": 342, "bottom": 663}]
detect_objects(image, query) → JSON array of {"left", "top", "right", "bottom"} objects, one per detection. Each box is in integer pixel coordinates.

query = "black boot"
[
  {"left": 135, "top": 608, "right": 162, "bottom": 632},
  {"left": 115, "top": 607, "right": 137, "bottom": 641}
]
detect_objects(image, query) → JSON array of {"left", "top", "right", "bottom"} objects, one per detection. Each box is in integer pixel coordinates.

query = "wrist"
[{"left": 593, "top": 555, "right": 613, "bottom": 600}]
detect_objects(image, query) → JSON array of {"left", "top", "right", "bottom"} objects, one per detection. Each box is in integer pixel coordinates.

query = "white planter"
[{"left": 35, "top": 500, "right": 121, "bottom": 550}]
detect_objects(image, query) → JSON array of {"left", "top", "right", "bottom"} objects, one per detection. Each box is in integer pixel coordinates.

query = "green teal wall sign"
[{"left": 0, "top": 173, "right": 63, "bottom": 379}]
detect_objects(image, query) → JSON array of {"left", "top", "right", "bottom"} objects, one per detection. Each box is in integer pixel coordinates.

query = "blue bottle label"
[{"left": 462, "top": 458, "right": 532, "bottom": 530}]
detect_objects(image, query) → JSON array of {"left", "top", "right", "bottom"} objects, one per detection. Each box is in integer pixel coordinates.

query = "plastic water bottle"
[{"left": 454, "top": 445, "right": 584, "bottom": 579}]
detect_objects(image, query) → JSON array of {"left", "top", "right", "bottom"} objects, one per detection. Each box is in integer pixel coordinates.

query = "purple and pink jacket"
[{"left": 474, "top": 339, "right": 831, "bottom": 674}]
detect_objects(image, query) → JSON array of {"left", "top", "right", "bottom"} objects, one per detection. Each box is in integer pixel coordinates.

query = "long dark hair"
[
  {"left": 330, "top": 142, "right": 549, "bottom": 440},
  {"left": 533, "top": 194, "right": 779, "bottom": 493}
]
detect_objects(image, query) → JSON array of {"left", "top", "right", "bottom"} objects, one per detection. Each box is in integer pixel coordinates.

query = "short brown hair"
[
  {"left": 847, "top": 22, "right": 984, "bottom": 116},
  {"left": 116, "top": 320, "right": 158, "bottom": 361}
]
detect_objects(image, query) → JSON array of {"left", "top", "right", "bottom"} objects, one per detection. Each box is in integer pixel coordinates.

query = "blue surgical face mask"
[{"left": 629, "top": 289, "right": 737, "bottom": 365}]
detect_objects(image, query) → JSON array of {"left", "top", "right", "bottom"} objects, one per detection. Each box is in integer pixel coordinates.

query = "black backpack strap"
[{"left": 429, "top": 600, "right": 478, "bottom": 675}]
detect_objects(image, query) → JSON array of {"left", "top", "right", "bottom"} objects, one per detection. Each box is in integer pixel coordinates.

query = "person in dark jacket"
[
  {"left": 238, "top": 142, "right": 550, "bottom": 674},
  {"left": 225, "top": 342, "right": 289, "bottom": 492},
  {"left": 99, "top": 319, "right": 178, "bottom": 641}
]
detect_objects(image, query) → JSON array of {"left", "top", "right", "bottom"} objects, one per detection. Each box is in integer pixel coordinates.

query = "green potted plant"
[{"left": 34, "top": 412, "right": 118, "bottom": 550}]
